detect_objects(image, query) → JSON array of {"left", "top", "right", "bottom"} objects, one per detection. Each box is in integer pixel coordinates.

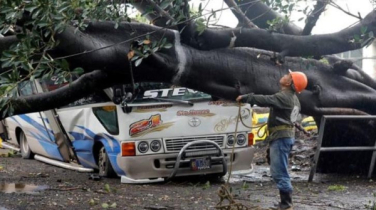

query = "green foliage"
[
  {"left": 195, "top": 18, "right": 206, "bottom": 35},
  {"left": 101, "top": 203, "right": 109, "bottom": 208},
  {"left": 89, "top": 199, "right": 96, "bottom": 206},
  {"left": 134, "top": 13, "right": 149, "bottom": 24},
  {"left": 139, "top": 0, "right": 207, "bottom": 36},
  {"left": 365, "top": 193, "right": 376, "bottom": 210},
  {"left": 263, "top": 0, "right": 299, "bottom": 30},
  {"left": 165, "top": 0, "right": 190, "bottom": 26},
  {"left": 202, "top": 181, "right": 211, "bottom": 189},
  {"left": 104, "top": 184, "right": 111, "bottom": 193},
  {"left": 101, "top": 202, "right": 117, "bottom": 209},
  {"left": 262, "top": 0, "right": 322, "bottom": 29},
  {"left": 266, "top": 16, "right": 290, "bottom": 31},
  {"left": 0, "top": 0, "right": 131, "bottom": 100},
  {"left": 349, "top": 26, "right": 375, "bottom": 48},
  {"left": 241, "top": 181, "right": 249, "bottom": 190},
  {"left": 319, "top": 58, "right": 329, "bottom": 65},
  {"left": 0, "top": 0, "right": 180, "bottom": 100},
  {"left": 128, "top": 35, "right": 173, "bottom": 67},
  {"left": 0, "top": 98, "right": 14, "bottom": 118},
  {"left": 327, "top": 185, "right": 346, "bottom": 192}
]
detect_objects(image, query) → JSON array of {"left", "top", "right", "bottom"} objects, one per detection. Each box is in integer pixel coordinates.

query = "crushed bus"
[{"left": 2, "top": 78, "right": 255, "bottom": 183}]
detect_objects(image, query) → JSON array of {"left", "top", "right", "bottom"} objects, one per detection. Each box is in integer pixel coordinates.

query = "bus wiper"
[{"left": 146, "top": 97, "right": 194, "bottom": 106}]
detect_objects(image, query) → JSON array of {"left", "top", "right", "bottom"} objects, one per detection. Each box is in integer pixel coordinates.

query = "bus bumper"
[{"left": 119, "top": 146, "right": 255, "bottom": 184}]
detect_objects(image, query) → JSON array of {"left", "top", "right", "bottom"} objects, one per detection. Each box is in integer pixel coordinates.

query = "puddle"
[{"left": 0, "top": 183, "right": 48, "bottom": 194}]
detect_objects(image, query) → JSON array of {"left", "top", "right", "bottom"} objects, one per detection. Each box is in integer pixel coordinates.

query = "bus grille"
[{"left": 164, "top": 135, "right": 225, "bottom": 152}]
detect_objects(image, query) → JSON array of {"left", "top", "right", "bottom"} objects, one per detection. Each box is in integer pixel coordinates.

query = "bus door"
[{"left": 33, "top": 79, "right": 79, "bottom": 163}]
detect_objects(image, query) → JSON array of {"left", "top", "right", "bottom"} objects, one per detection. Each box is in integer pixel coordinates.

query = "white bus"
[{"left": 2, "top": 79, "right": 255, "bottom": 183}]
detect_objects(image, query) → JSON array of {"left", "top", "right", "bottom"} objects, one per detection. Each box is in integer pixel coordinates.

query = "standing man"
[{"left": 236, "top": 70, "right": 307, "bottom": 210}]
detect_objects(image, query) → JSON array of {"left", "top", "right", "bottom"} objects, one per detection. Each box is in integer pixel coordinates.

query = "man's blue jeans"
[{"left": 269, "top": 137, "right": 294, "bottom": 193}]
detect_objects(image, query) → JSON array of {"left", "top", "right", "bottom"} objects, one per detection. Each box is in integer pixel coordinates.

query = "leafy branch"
[{"left": 127, "top": 34, "right": 173, "bottom": 67}]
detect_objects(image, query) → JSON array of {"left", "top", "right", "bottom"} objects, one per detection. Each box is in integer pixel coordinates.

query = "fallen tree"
[{"left": 1, "top": 0, "right": 376, "bottom": 174}]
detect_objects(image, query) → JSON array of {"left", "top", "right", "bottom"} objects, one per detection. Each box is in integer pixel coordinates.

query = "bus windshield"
[{"left": 128, "top": 82, "right": 211, "bottom": 104}]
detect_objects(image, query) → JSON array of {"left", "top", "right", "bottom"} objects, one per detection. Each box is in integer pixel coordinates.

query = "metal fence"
[{"left": 308, "top": 115, "right": 376, "bottom": 182}]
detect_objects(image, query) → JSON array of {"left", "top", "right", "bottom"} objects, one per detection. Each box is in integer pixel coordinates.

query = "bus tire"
[
  {"left": 19, "top": 131, "right": 34, "bottom": 159},
  {"left": 98, "top": 146, "right": 116, "bottom": 177}
]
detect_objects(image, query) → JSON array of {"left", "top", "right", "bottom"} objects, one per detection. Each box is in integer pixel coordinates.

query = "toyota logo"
[{"left": 188, "top": 117, "right": 201, "bottom": 127}]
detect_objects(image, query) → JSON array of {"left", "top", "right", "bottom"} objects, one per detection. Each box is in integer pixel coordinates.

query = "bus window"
[
  {"left": 18, "top": 81, "right": 36, "bottom": 96},
  {"left": 92, "top": 106, "right": 119, "bottom": 135}
]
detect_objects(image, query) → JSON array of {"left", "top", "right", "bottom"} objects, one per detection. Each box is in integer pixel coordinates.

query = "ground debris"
[
  {"left": 144, "top": 206, "right": 173, "bottom": 210},
  {"left": 291, "top": 165, "right": 301, "bottom": 172}
]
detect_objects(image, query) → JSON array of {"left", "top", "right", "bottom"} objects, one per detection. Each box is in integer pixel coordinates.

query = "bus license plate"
[{"left": 190, "top": 157, "right": 211, "bottom": 171}]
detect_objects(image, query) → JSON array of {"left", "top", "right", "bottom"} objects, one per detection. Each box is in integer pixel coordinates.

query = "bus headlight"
[
  {"left": 227, "top": 135, "right": 235, "bottom": 146},
  {"left": 237, "top": 134, "right": 246, "bottom": 145},
  {"left": 150, "top": 140, "right": 162, "bottom": 152},
  {"left": 138, "top": 141, "right": 149, "bottom": 153}
]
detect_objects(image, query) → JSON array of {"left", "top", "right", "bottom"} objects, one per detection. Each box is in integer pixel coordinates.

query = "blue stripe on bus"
[
  {"left": 72, "top": 140, "right": 96, "bottom": 168},
  {"left": 28, "top": 131, "right": 64, "bottom": 161},
  {"left": 69, "top": 131, "right": 92, "bottom": 141},
  {"left": 17, "top": 114, "right": 63, "bottom": 160},
  {"left": 9, "top": 116, "right": 21, "bottom": 125},
  {"left": 37, "top": 116, "right": 50, "bottom": 124},
  {"left": 18, "top": 114, "right": 55, "bottom": 142},
  {"left": 11, "top": 115, "right": 124, "bottom": 175},
  {"left": 75, "top": 125, "right": 125, "bottom": 175}
]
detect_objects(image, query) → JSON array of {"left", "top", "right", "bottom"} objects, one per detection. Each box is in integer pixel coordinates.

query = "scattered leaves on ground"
[{"left": 328, "top": 185, "right": 346, "bottom": 192}]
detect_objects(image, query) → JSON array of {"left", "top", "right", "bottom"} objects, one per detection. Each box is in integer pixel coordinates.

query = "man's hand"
[{"left": 236, "top": 95, "right": 243, "bottom": 102}]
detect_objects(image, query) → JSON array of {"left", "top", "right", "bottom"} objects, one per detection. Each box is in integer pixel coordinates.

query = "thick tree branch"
[
  {"left": 196, "top": 9, "right": 376, "bottom": 57},
  {"left": 3, "top": 70, "right": 116, "bottom": 118},
  {"left": 302, "top": 0, "right": 328, "bottom": 35},
  {"left": 223, "top": 0, "right": 257, "bottom": 28},
  {"left": 49, "top": 22, "right": 179, "bottom": 81},
  {"left": 313, "top": 107, "right": 368, "bottom": 115},
  {"left": 232, "top": 0, "right": 366, "bottom": 77},
  {"left": 183, "top": 0, "right": 190, "bottom": 20},
  {"left": 145, "top": 0, "right": 175, "bottom": 23},
  {"left": 0, "top": 35, "right": 18, "bottom": 58},
  {"left": 128, "top": 1, "right": 171, "bottom": 28},
  {"left": 178, "top": 47, "right": 376, "bottom": 116},
  {"left": 332, "top": 60, "right": 353, "bottom": 74},
  {"left": 234, "top": 0, "right": 302, "bottom": 35}
]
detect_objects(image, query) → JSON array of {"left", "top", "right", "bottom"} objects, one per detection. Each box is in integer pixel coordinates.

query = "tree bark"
[
  {"left": 1, "top": 16, "right": 376, "bottom": 118},
  {"left": 302, "top": 0, "right": 328, "bottom": 35},
  {"left": 223, "top": 0, "right": 258, "bottom": 28},
  {"left": 234, "top": 0, "right": 302, "bottom": 35},
  {"left": 5, "top": 70, "right": 116, "bottom": 117},
  {"left": 195, "top": 9, "right": 376, "bottom": 57}
]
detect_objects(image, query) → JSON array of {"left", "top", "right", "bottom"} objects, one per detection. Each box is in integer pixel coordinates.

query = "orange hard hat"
[{"left": 289, "top": 70, "right": 307, "bottom": 93}]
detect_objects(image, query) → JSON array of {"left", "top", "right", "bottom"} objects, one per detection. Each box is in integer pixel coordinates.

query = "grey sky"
[{"left": 189, "top": 0, "right": 373, "bottom": 34}]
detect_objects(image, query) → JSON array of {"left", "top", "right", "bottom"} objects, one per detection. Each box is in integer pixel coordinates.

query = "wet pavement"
[
  {"left": 227, "top": 165, "right": 310, "bottom": 183},
  {"left": 1, "top": 146, "right": 376, "bottom": 209}
]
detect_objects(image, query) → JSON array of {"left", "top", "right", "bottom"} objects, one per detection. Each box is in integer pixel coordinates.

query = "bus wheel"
[
  {"left": 19, "top": 131, "right": 34, "bottom": 159},
  {"left": 98, "top": 146, "right": 116, "bottom": 177}
]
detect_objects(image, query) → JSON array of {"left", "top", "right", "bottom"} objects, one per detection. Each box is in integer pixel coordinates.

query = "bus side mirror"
[
  {"left": 121, "top": 92, "right": 133, "bottom": 114},
  {"left": 122, "top": 106, "right": 133, "bottom": 114},
  {"left": 112, "top": 85, "right": 124, "bottom": 104}
]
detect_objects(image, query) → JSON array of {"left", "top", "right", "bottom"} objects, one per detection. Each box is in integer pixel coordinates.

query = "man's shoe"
[{"left": 279, "top": 191, "right": 293, "bottom": 210}]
